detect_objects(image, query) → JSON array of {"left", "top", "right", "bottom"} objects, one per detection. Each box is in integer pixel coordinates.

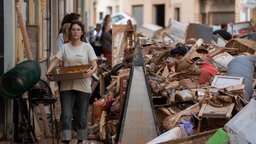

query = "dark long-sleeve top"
[{"left": 101, "top": 31, "right": 112, "bottom": 52}]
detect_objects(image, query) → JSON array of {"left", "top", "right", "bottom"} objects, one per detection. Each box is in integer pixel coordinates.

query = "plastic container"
[
  {"left": 0, "top": 60, "right": 41, "bottom": 99},
  {"left": 92, "top": 99, "right": 105, "bottom": 124},
  {"left": 224, "top": 99, "right": 256, "bottom": 144}
]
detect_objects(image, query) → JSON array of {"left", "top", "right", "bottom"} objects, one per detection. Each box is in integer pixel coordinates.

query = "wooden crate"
[{"left": 48, "top": 65, "right": 92, "bottom": 81}]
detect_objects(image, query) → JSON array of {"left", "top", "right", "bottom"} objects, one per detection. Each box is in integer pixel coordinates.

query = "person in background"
[
  {"left": 101, "top": 23, "right": 112, "bottom": 66},
  {"left": 62, "top": 23, "right": 72, "bottom": 43},
  {"left": 89, "top": 23, "right": 103, "bottom": 56},
  {"left": 102, "top": 14, "right": 112, "bottom": 34},
  {"left": 47, "top": 21, "right": 97, "bottom": 144},
  {"left": 213, "top": 23, "right": 232, "bottom": 41},
  {"left": 58, "top": 13, "right": 82, "bottom": 50}
]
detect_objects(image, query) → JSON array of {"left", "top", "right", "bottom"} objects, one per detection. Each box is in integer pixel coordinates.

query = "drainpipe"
[
  {"left": 47, "top": 0, "right": 51, "bottom": 69},
  {"left": 90, "top": 0, "right": 94, "bottom": 27},
  {"left": 4, "top": 0, "right": 15, "bottom": 140},
  {"left": 81, "top": 0, "right": 85, "bottom": 25}
]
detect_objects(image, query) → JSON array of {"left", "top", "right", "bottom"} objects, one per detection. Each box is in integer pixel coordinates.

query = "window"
[
  {"left": 107, "top": 6, "right": 112, "bottom": 15},
  {"left": 99, "top": 12, "right": 103, "bottom": 21},
  {"left": 116, "top": 5, "right": 119, "bottom": 13},
  {"left": 174, "top": 7, "right": 180, "bottom": 21}
]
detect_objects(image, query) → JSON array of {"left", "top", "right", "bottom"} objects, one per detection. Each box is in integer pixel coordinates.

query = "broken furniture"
[
  {"left": 112, "top": 24, "right": 136, "bottom": 67},
  {"left": 28, "top": 79, "right": 57, "bottom": 144},
  {"left": 197, "top": 103, "right": 234, "bottom": 133},
  {"left": 165, "top": 18, "right": 187, "bottom": 43},
  {"left": 0, "top": 60, "right": 41, "bottom": 143}
]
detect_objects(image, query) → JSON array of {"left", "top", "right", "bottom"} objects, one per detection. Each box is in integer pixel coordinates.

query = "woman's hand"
[
  {"left": 83, "top": 70, "right": 92, "bottom": 78},
  {"left": 46, "top": 73, "right": 56, "bottom": 81},
  {"left": 83, "top": 63, "right": 97, "bottom": 78}
]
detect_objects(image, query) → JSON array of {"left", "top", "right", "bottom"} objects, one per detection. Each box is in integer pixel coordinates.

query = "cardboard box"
[{"left": 48, "top": 65, "right": 92, "bottom": 81}]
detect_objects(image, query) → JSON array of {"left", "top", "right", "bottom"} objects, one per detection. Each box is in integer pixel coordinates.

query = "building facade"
[
  {"left": 0, "top": 0, "right": 255, "bottom": 141},
  {"left": 1, "top": 0, "right": 91, "bottom": 140},
  {"left": 236, "top": 0, "right": 256, "bottom": 22},
  {"left": 96, "top": 0, "right": 255, "bottom": 28}
]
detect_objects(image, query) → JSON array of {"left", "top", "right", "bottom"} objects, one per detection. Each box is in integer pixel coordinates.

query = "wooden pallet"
[{"left": 160, "top": 128, "right": 218, "bottom": 144}]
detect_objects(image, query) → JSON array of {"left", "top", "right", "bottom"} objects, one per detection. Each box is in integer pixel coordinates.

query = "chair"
[{"left": 28, "top": 79, "right": 57, "bottom": 144}]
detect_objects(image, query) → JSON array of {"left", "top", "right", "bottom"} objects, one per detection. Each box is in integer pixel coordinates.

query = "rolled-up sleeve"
[{"left": 58, "top": 33, "right": 64, "bottom": 51}]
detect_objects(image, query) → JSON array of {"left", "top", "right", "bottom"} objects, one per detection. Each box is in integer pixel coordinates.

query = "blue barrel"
[{"left": 227, "top": 55, "right": 256, "bottom": 102}]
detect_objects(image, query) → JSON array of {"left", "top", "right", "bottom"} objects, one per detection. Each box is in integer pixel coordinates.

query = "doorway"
[
  {"left": 154, "top": 4, "right": 165, "bottom": 28},
  {"left": 132, "top": 5, "right": 143, "bottom": 29}
]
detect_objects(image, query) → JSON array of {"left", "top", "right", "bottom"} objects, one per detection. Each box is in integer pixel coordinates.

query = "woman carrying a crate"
[{"left": 47, "top": 21, "right": 97, "bottom": 144}]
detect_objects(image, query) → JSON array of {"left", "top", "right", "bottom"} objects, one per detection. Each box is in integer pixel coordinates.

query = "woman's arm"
[
  {"left": 46, "top": 57, "right": 60, "bottom": 75},
  {"left": 46, "top": 58, "right": 60, "bottom": 81}
]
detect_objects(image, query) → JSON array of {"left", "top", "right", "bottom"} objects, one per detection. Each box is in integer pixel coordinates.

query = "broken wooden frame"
[
  {"left": 112, "top": 24, "right": 136, "bottom": 67},
  {"left": 197, "top": 103, "right": 235, "bottom": 133}
]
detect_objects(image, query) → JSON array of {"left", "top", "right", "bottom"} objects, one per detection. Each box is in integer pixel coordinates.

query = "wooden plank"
[
  {"left": 106, "top": 79, "right": 117, "bottom": 91},
  {"left": 33, "top": 107, "right": 43, "bottom": 139},
  {"left": 115, "top": 70, "right": 130, "bottom": 93},
  {"left": 226, "top": 103, "right": 235, "bottom": 118},
  {"left": 91, "top": 80, "right": 98, "bottom": 93},
  {"left": 119, "top": 76, "right": 129, "bottom": 116},
  {"left": 152, "top": 96, "right": 163, "bottom": 99},
  {"left": 161, "top": 64, "right": 169, "bottom": 78},
  {"left": 99, "top": 74, "right": 106, "bottom": 98},
  {"left": 38, "top": 104, "right": 52, "bottom": 137}
]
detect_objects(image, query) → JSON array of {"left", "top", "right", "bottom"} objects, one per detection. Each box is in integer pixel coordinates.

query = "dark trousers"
[{"left": 60, "top": 90, "right": 91, "bottom": 141}]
